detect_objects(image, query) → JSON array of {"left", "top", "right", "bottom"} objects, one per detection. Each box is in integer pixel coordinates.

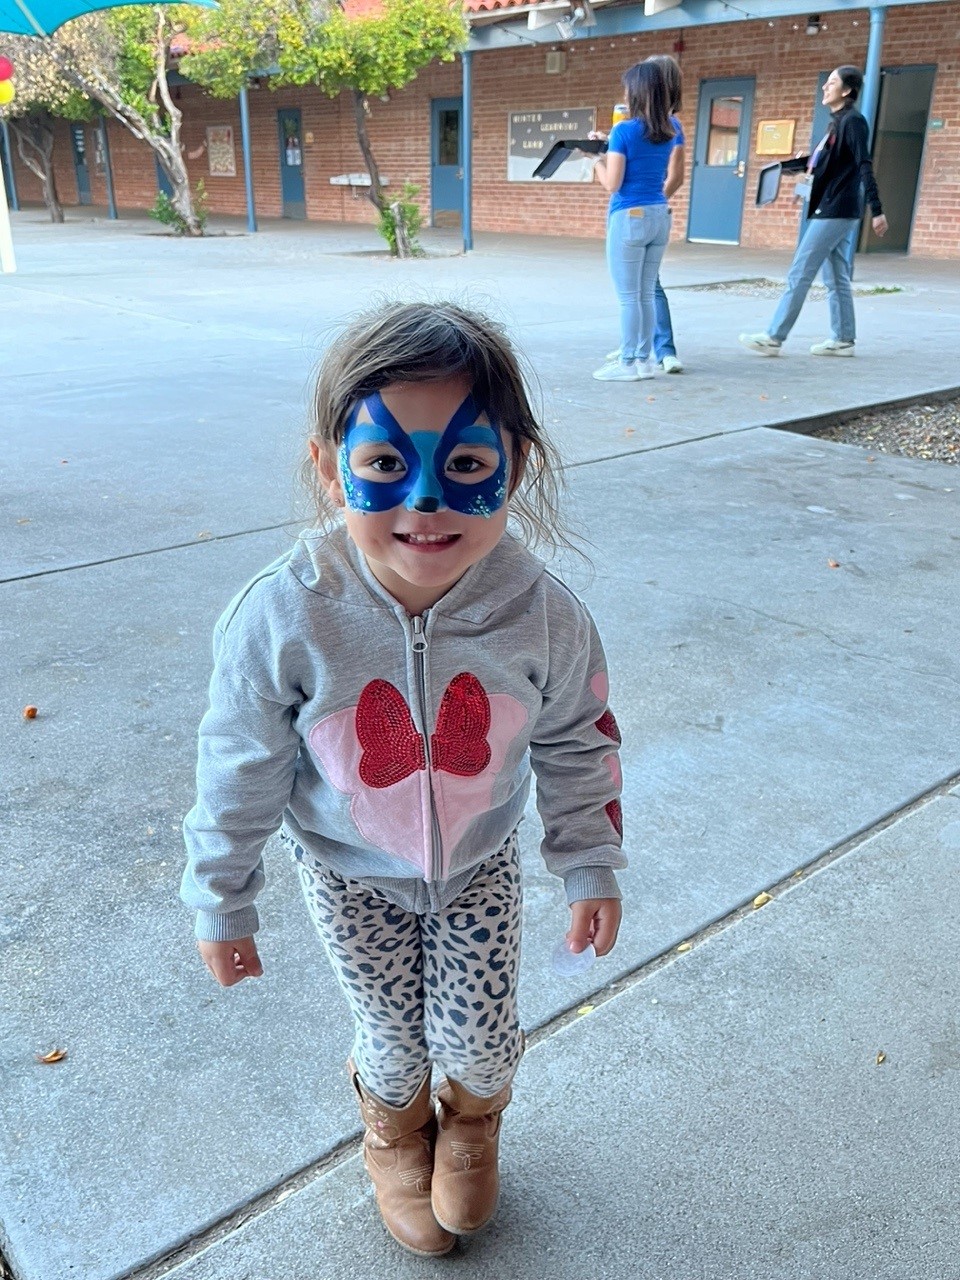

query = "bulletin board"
[{"left": 755, "top": 119, "right": 796, "bottom": 156}]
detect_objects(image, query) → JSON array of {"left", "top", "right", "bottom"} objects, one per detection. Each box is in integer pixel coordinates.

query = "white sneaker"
[
  {"left": 739, "top": 332, "right": 782, "bottom": 356},
  {"left": 661, "top": 355, "right": 683, "bottom": 374},
  {"left": 637, "top": 359, "right": 657, "bottom": 380},
  {"left": 605, "top": 348, "right": 622, "bottom": 362},
  {"left": 810, "top": 338, "right": 855, "bottom": 356},
  {"left": 593, "top": 359, "right": 641, "bottom": 382}
]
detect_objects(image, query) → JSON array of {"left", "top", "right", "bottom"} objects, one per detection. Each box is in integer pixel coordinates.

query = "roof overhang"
[{"left": 467, "top": 0, "right": 956, "bottom": 51}]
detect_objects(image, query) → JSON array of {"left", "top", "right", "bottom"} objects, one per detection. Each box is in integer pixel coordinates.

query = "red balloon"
[{"left": 0, "top": 57, "right": 14, "bottom": 81}]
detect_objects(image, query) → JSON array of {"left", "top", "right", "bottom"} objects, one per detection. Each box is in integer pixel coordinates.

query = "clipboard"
[{"left": 533, "top": 138, "right": 607, "bottom": 180}]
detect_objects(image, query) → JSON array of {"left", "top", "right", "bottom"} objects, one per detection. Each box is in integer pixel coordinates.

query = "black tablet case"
[{"left": 533, "top": 138, "right": 607, "bottom": 180}]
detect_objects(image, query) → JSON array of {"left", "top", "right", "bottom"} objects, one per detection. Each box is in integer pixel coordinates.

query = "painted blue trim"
[
  {"left": 239, "top": 86, "right": 258, "bottom": 233},
  {"left": 99, "top": 118, "right": 117, "bottom": 220},
  {"left": 1, "top": 120, "right": 18, "bottom": 212},
  {"left": 468, "top": 0, "right": 953, "bottom": 51},
  {"left": 462, "top": 50, "right": 473, "bottom": 253}
]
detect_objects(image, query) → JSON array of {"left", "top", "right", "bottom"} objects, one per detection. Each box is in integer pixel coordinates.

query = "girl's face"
[
  {"left": 314, "top": 374, "right": 519, "bottom": 615},
  {"left": 822, "top": 70, "right": 850, "bottom": 111}
]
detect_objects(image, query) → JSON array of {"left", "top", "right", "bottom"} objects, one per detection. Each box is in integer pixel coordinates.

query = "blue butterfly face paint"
[{"left": 339, "top": 391, "right": 508, "bottom": 518}]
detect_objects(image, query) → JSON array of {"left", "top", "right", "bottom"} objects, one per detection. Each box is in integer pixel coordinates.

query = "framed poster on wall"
[
  {"left": 508, "top": 108, "right": 597, "bottom": 182},
  {"left": 207, "top": 126, "right": 237, "bottom": 178}
]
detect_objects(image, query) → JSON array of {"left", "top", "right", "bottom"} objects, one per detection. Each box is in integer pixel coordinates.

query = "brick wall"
[{"left": 7, "top": 2, "right": 959, "bottom": 258}]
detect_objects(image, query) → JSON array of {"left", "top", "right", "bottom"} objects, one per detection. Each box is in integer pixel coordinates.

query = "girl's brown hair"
[
  {"left": 622, "top": 60, "right": 676, "bottom": 144},
  {"left": 303, "top": 300, "right": 570, "bottom": 554}
]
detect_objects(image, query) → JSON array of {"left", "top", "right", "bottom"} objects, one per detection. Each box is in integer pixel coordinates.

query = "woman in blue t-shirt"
[{"left": 591, "top": 61, "right": 679, "bottom": 382}]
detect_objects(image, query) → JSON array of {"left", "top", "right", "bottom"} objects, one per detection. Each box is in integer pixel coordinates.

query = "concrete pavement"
[{"left": 2, "top": 210, "right": 959, "bottom": 1280}]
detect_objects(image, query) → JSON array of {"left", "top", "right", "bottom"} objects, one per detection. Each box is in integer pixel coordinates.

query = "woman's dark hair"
[
  {"left": 622, "top": 61, "right": 676, "bottom": 144},
  {"left": 645, "top": 53, "right": 682, "bottom": 114},
  {"left": 836, "top": 65, "right": 863, "bottom": 104}
]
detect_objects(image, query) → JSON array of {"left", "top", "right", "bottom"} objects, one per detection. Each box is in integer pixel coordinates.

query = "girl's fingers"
[
  {"left": 592, "top": 901, "right": 622, "bottom": 957},
  {"left": 566, "top": 900, "right": 597, "bottom": 953}
]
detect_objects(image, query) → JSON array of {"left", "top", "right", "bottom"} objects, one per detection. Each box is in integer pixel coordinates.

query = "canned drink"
[{"left": 612, "top": 103, "right": 629, "bottom": 127}]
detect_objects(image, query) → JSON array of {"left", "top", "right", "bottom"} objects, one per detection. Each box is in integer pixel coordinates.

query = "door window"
[
  {"left": 437, "top": 109, "right": 459, "bottom": 166},
  {"left": 706, "top": 97, "right": 742, "bottom": 165}
]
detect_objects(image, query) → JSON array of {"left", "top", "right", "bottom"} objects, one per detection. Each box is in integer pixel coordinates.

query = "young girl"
[
  {"left": 181, "top": 302, "right": 625, "bottom": 1257},
  {"left": 590, "top": 59, "right": 681, "bottom": 382}
]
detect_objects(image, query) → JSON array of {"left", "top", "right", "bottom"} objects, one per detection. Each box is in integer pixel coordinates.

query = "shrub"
[
  {"left": 378, "top": 181, "right": 423, "bottom": 257},
  {"left": 150, "top": 180, "right": 209, "bottom": 235}
]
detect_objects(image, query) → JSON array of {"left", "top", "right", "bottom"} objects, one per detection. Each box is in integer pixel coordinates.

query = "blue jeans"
[
  {"left": 769, "top": 216, "right": 859, "bottom": 343},
  {"left": 607, "top": 205, "right": 671, "bottom": 361},
  {"left": 653, "top": 278, "right": 676, "bottom": 360}
]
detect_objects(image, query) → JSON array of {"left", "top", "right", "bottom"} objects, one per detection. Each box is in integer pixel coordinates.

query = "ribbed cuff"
[
  {"left": 563, "top": 866, "right": 622, "bottom": 905},
  {"left": 194, "top": 906, "right": 260, "bottom": 942}
]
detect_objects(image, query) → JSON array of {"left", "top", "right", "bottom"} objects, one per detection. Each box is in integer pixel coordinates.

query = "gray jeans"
[
  {"left": 769, "top": 217, "right": 859, "bottom": 343},
  {"left": 296, "top": 833, "right": 524, "bottom": 1106}
]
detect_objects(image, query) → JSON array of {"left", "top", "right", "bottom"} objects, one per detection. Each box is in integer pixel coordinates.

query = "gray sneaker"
[
  {"left": 810, "top": 338, "right": 855, "bottom": 356},
  {"left": 593, "top": 359, "right": 641, "bottom": 382},
  {"left": 739, "top": 332, "right": 782, "bottom": 356}
]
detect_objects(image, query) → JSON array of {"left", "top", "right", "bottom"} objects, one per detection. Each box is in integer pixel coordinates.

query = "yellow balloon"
[{"left": 0, "top": 81, "right": 15, "bottom": 106}]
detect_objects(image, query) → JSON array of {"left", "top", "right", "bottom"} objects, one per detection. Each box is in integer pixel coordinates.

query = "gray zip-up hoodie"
[{"left": 182, "top": 527, "right": 625, "bottom": 942}]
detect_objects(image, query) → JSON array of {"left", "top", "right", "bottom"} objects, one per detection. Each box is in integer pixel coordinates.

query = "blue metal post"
[
  {"left": 1, "top": 119, "right": 19, "bottom": 212},
  {"left": 239, "top": 86, "right": 257, "bottom": 233},
  {"left": 461, "top": 50, "right": 473, "bottom": 253},
  {"left": 861, "top": 6, "right": 886, "bottom": 140},
  {"left": 845, "top": 5, "right": 886, "bottom": 271},
  {"left": 99, "top": 117, "right": 117, "bottom": 219}
]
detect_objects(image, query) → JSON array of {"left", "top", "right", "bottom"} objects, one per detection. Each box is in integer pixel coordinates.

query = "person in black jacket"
[{"left": 740, "top": 66, "right": 888, "bottom": 357}]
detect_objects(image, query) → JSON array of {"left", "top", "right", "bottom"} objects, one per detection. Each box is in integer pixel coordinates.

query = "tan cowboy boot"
[
  {"left": 348, "top": 1061, "right": 456, "bottom": 1257},
  {"left": 431, "top": 1076, "right": 512, "bottom": 1234}
]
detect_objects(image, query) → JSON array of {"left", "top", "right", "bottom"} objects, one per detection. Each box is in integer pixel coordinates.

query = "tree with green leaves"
[
  {"left": 0, "top": 25, "right": 100, "bottom": 222},
  {"left": 183, "top": 0, "right": 468, "bottom": 255},
  {"left": 15, "top": 6, "right": 208, "bottom": 234}
]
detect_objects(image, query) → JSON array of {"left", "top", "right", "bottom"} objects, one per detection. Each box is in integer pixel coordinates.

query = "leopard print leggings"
[{"left": 295, "top": 833, "right": 524, "bottom": 1107}]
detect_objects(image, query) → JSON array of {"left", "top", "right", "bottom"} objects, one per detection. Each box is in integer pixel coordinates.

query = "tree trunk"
[
  {"left": 12, "top": 113, "right": 64, "bottom": 223},
  {"left": 150, "top": 12, "right": 201, "bottom": 236},
  {"left": 389, "top": 198, "right": 412, "bottom": 258},
  {"left": 351, "top": 87, "right": 411, "bottom": 258}
]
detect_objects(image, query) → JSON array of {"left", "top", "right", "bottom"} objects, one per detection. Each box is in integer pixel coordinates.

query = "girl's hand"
[
  {"left": 198, "top": 937, "right": 263, "bottom": 987},
  {"left": 587, "top": 130, "right": 609, "bottom": 142},
  {"left": 567, "top": 898, "right": 622, "bottom": 958},
  {"left": 872, "top": 213, "right": 889, "bottom": 238}
]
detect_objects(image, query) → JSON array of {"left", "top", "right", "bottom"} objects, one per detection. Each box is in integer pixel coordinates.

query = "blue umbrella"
[{"left": 0, "top": 0, "right": 216, "bottom": 37}]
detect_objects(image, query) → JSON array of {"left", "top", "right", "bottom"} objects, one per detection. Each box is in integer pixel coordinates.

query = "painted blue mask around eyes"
[{"left": 338, "top": 391, "right": 509, "bottom": 517}]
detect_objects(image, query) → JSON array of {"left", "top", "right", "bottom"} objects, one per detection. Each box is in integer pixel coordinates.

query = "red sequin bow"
[{"left": 356, "top": 674, "right": 492, "bottom": 789}]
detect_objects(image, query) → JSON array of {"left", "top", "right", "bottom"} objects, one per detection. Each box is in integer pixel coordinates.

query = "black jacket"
[{"left": 784, "top": 106, "right": 883, "bottom": 221}]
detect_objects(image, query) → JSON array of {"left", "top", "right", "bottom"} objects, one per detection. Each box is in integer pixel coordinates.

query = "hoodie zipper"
[{"left": 410, "top": 613, "right": 441, "bottom": 893}]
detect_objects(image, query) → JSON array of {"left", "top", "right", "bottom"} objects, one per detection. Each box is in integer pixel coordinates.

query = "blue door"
[
  {"left": 155, "top": 157, "right": 173, "bottom": 198},
  {"left": 430, "top": 98, "right": 462, "bottom": 228},
  {"left": 277, "top": 109, "right": 306, "bottom": 220},
  {"left": 71, "top": 125, "right": 91, "bottom": 205},
  {"left": 688, "top": 78, "right": 755, "bottom": 243}
]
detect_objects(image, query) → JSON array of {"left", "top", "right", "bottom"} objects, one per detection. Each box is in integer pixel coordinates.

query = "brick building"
[{"left": 3, "top": 0, "right": 958, "bottom": 258}]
